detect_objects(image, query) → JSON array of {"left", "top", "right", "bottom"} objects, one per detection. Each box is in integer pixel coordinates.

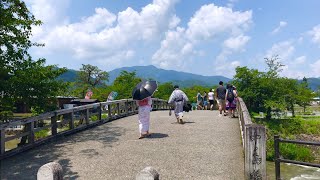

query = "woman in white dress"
[{"left": 136, "top": 96, "right": 152, "bottom": 139}]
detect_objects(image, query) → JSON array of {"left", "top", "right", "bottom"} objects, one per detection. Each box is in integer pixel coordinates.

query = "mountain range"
[{"left": 58, "top": 65, "right": 320, "bottom": 90}]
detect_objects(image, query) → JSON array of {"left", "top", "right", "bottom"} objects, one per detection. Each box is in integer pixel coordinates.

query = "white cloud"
[
  {"left": 308, "top": 25, "right": 320, "bottom": 46},
  {"left": 223, "top": 35, "right": 250, "bottom": 51},
  {"left": 265, "top": 41, "right": 295, "bottom": 62},
  {"left": 186, "top": 4, "right": 252, "bottom": 42},
  {"left": 152, "top": 3, "right": 252, "bottom": 70},
  {"left": 291, "top": 56, "right": 306, "bottom": 65},
  {"left": 28, "top": 0, "right": 180, "bottom": 68},
  {"left": 310, "top": 59, "right": 320, "bottom": 77},
  {"left": 271, "top": 21, "right": 287, "bottom": 35}
]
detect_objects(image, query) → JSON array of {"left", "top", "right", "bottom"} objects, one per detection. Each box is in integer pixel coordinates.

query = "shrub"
[{"left": 35, "top": 129, "right": 50, "bottom": 139}]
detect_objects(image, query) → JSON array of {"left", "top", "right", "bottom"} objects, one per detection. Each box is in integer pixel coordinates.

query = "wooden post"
[
  {"left": 274, "top": 135, "right": 281, "bottom": 180},
  {"left": 69, "top": 112, "right": 74, "bottom": 130},
  {"left": 99, "top": 103, "right": 102, "bottom": 121},
  {"left": 117, "top": 103, "right": 120, "bottom": 116},
  {"left": 245, "top": 124, "right": 266, "bottom": 180},
  {"left": 108, "top": 104, "right": 112, "bottom": 120},
  {"left": 28, "top": 121, "right": 35, "bottom": 144},
  {"left": 0, "top": 129, "right": 5, "bottom": 155},
  {"left": 125, "top": 100, "right": 128, "bottom": 116},
  {"left": 85, "top": 109, "right": 89, "bottom": 125},
  {"left": 51, "top": 113, "right": 58, "bottom": 136}
]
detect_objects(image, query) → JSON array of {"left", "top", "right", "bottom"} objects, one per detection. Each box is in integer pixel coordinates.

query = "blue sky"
[{"left": 25, "top": 0, "right": 320, "bottom": 78}]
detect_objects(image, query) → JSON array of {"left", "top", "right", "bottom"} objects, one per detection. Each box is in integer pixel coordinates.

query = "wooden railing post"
[
  {"left": 85, "top": 109, "right": 89, "bottom": 125},
  {"left": 99, "top": 103, "right": 102, "bottom": 121},
  {"left": 245, "top": 124, "right": 266, "bottom": 180},
  {"left": 51, "top": 112, "right": 58, "bottom": 136},
  {"left": 69, "top": 111, "right": 74, "bottom": 130},
  {"left": 0, "top": 129, "right": 5, "bottom": 155},
  {"left": 125, "top": 100, "right": 128, "bottom": 115},
  {"left": 28, "top": 121, "right": 35, "bottom": 144},
  {"left": 117, "top": 103, "right": 120, "bottom": 116},
  {"left": 108, "top": 104, "right": 112, "bottom": 120},
  {"left": 274, "top": 135, "right": 281, "bottom": 180}
]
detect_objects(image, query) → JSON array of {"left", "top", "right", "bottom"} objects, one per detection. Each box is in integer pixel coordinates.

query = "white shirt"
[{"left": 208, "top": 92, "right": 214, "bottom": 100}]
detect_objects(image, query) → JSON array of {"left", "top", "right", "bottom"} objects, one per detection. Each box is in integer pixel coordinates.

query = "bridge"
[{"left": 0, "top": 99, "right": 266, "bottom": 179}]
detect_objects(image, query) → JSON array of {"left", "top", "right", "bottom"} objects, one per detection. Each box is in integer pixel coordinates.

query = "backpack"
[
  {"left": 227, "top": 88, "right": 234, "bottom": 102},
  {"left": 138, "top": 98, "right": 149, "bottom": 106}
]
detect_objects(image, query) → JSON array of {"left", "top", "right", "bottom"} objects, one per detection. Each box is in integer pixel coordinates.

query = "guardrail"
[
  {"left": 0, "top": 98, "right": 170, "bottom": 160},
  {"left": 237, "top": 97, "right": 267, "bottom": 180},
  {"left": 274, "top": 135, "right": 320, "bottom": 180}
]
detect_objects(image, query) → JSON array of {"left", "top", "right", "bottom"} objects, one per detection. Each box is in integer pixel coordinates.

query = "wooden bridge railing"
[
  {"left": 0, "top": 98, "right": 170, "bottom": 160},
  {"left": 237, "top": 97, "right": 267, "bottom": 180}
]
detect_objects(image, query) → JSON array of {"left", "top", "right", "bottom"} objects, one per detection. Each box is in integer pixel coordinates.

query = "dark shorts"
[{"left": 209, "top": 100, "right": 214, "bottom": 105}]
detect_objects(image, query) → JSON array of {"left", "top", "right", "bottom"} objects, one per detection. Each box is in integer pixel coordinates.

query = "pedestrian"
[
  {"left": 168, "top": 85, "right": 189, "bottom": 124},
  {"left": 216, "top": 81, "right": 227, "bottom": 116},
  {"left": 208, "top": 89, "right": 215, "bottom": 110},
  {"left": 195, "top": 91, "right": 203, "bottom": 110},
  {"left": 225, "top": 84, "right": 237, "bottom": 118},
  {"left": 136, "top": 96, "right": 152, "bottom": 139},
  {"left": 203, "top": 91, "right": 208, "bottom": 110}
]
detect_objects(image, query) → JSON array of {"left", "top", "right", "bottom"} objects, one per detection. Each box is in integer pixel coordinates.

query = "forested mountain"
[{"left": 58, "top": 65, "right": 320, "bottom": 89}]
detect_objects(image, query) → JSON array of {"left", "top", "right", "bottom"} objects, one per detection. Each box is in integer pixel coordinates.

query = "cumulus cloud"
[
  {"left": 223, "top": 35, "right": 250, "bottom": 51},
  {"left": 265, "top": 41, "right": 295, "bottom": 62},
  {"left": 152, "top": 3, "right": 252, "bottom": 70},
  {"left": 28, "top": 0, "right": 180, "bottom": 69},
  {"left": 271, "top": 21, "right": 287, "bottom": 35},
  {"left": 292, "top": 56, "right": 306, "bottom": 65},
  {"left": 308, "top": 25, "right": 320, "bottom": 46},
  {"left": 310, "top": 59, "right": 320, "bottom": 77}
]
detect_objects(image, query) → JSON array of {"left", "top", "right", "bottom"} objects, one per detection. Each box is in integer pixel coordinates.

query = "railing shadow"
[{"left": 0, "top": 124, "right": 125, "bottom": 179}]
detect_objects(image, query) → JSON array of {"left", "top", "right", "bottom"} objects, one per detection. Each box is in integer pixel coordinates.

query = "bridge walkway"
[{"left": 1, "top": 110, "right": 244, "bottom": 180}]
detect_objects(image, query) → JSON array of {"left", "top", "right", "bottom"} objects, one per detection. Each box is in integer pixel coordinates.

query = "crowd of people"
[{"left": 134, "top": 81, "right": 238, "bottom": 139}]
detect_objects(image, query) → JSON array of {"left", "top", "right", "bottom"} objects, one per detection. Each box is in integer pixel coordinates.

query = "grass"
[
  {"left": 13, "top": 113, "right": 33, "bottom": 119},
  {"left": 254, "top": 116, "right": 320, "bottom": 162}
]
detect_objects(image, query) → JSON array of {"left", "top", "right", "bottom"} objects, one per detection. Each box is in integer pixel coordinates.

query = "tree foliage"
[
  {"left": 74, "top": 64, "right": 109, "bottom": 98},
  {"left": 110, "top": 71, "right": 141, "bottom": 99},
  {"left": 1, "top": 0, "right": 67, "bottom": 120},
  {"left": 233, "top": 56, "right": 314, "bottom": 120}
]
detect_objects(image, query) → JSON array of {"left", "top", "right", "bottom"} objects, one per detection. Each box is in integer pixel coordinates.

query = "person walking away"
[
  {"left": 136, "top": 96, "right": 152, "bottom": 139},
  {"left": 225, "top": 84, "right": 237, "bottom": 118},
  {"left": 195, "top": 91, "right": 203, "bottom": 110},
  {"left": 208, "top": 89, "right": 215, "bottom": 110},
  {"left": 169, "top": 85, "right": 189, "bottom": 124},
  {"left": 216, "top": 81, "right": 227, "bottom": 116},
  {"left": 203, "top": 91, "right": 208, "bottom": 110}
]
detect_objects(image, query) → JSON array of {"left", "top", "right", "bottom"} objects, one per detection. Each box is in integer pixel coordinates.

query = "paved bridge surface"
[{"left": 1, "top": 110, "right": 244, "bottom": 180}]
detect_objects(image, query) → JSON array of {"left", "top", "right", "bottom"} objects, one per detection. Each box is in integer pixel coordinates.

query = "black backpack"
[{"left": 227, "top": 88, "right": 234, "bottom": 102}]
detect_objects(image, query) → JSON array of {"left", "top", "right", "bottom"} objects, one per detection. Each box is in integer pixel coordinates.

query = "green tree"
[
  {"left": 153, "top": 82, "right": 174, "bottom": 100},
  {"left": 111, "top": 71, "right": 141, "bottom": 99},
  {"left": 1, "top": 0, "right": 67, "bottom": 120},
  {"left": 75, "top": 64, "right": 109, "bottom": 98},
  {"left": 233, "top": 56, "right": 307, "bottom": 120},
  {"left": 296, "top": 78, "right": 315, "bottom": 113}
]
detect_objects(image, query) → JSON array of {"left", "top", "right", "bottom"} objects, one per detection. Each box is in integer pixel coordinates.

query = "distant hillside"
[
  {"left": 58, "top": 65, "right": 320, "bottom": 90},
  {"left": 57, "top": 69, "right": 78, "bottom": 82},
  {"left": 108, "top": 65, "right": 230, "bottom": 87},
  {"left": 298, "top": 78, "right": 320, "bottom": 91}
]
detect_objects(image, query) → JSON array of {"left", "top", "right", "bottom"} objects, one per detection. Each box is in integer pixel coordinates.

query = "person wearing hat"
[
  {"left": 208, "top": 89, "right": 215, "bottom": 110},
  {"left": 168, "top": 85, "right": 189, "bottom": 124}
]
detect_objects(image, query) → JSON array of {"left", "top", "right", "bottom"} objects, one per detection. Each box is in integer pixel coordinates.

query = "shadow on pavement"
[
  {"left": 148, "top": 133, "right": 168, "bottom": 139},
  {"left": 0, "top": 124, "right": 124, "bottom": 180}
]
